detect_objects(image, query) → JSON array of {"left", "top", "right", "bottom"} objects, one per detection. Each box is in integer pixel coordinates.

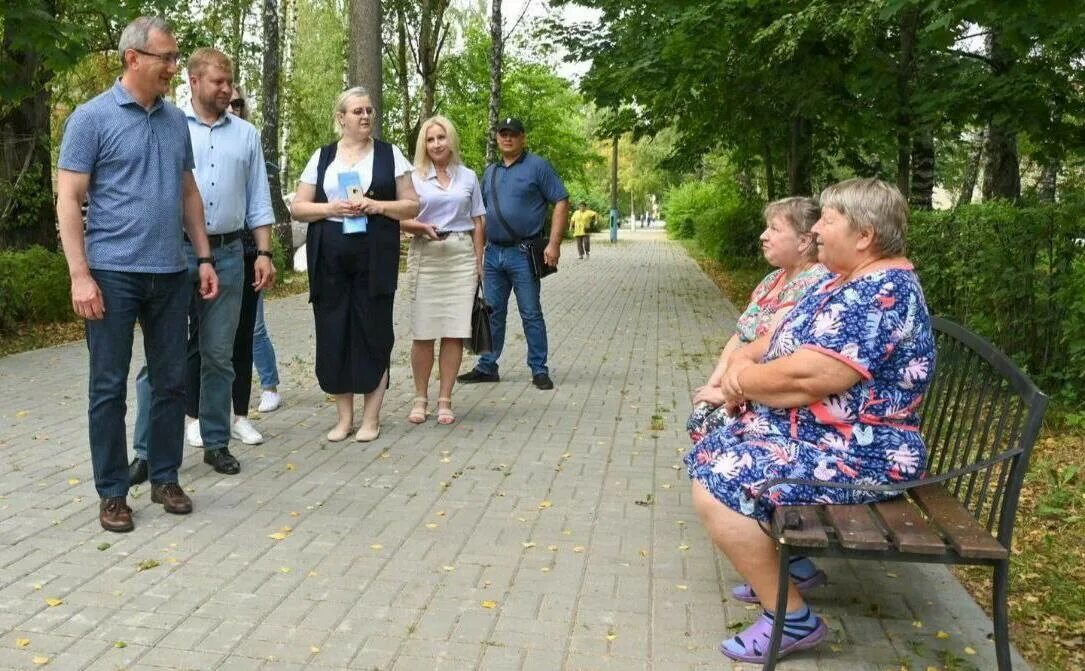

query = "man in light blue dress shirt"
[{"left": 131, "top": 47, "right": 277, "bottom": 484}]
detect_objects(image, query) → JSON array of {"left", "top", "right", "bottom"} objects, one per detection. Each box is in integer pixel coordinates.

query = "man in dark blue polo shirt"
[
  {"left": 458, "top": 118, "right": 569, "bottom": 389},
  {"left": 56, "top": 16, "right": 219, "bottom": 532}
]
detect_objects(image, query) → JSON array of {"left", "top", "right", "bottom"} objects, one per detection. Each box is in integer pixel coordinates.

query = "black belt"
[
  {"left": 489, "top": 235, "right": 538, "bottom": 248},
  {"left": 185, "top": 230, "right": 242, "bottom": 247}
]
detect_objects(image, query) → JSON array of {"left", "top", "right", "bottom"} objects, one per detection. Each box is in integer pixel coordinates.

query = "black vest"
[{"left": 306, "top": 139, "right": 401, "bottom": 302}]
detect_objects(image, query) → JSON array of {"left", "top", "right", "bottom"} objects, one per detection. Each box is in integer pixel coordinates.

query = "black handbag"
[
  {"left": 469, "top": 282, "right": 494, "bottom": 354},
  {"left": 488, "top": 166, "right": 557, "bottom": 279}
]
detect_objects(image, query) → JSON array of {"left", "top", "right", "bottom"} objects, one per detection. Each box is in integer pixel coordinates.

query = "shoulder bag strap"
[{"left": 487, "top": 164, "right": 521, "bottom": 243}]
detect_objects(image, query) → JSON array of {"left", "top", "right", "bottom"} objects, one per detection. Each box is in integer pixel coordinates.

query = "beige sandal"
[
  {"left": 436, "top": 397, "right": 456, "bottom": 425},
  {"left": 407, "top": 397, "right": 428, "bottom": 424}
]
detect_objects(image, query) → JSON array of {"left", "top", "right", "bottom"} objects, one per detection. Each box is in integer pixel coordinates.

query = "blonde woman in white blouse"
[{"left": 400, "top": 116, "right": 486, "bottom": 425}]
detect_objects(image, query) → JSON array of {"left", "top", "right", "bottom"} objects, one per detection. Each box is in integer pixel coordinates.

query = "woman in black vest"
[{"left": 290, "top": 86, "right": 419, "bottom": 442}]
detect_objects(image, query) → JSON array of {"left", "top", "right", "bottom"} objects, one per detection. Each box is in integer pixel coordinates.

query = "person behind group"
[
  {"left": 289, "top": 86, "right": 419, "bottom": 442},
  {"left": 685, "top": 178, "right": 935, "bottom": 664},
  {"left": 399, "top": 115, "right": 486, "bottom": 425},
  {"left": 56, "top": 16, "right": 219, "bottom": 532},
  {"left": 129, "top": 49, "right": 276, "bottom": 484},
  {"left": 569, "top": 201, "right": 598, "bottom": 260},
  {"left": 228, "top": 87, "right": 285, "bottom": 417},
  {"left": 457, "top": 117, "right": 569, "bottom": 390},
  {"left": 687, "top": 197, "right": 827, "bottom": 443}
]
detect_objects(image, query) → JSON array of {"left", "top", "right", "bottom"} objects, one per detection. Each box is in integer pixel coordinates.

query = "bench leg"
[
  {"left": 993, "top": 560, "right": 1012, "bottom": 671},
  {"left": 763, "top": 542, "right": 791, "bottom": 671}
]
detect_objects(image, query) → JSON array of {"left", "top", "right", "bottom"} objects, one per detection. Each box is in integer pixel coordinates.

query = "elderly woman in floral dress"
[{"left": 685, "top": 178, "right": 935, "bottom": 664}]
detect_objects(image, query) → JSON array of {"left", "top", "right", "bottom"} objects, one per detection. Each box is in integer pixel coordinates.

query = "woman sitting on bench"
[{"left": 685, "top": 177, "right": 936, "bottom": 664}]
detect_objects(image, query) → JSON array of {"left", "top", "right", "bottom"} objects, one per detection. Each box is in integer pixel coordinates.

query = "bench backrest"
[{"left": 918, "top": 316, "right": 1048, "bottom": 548}]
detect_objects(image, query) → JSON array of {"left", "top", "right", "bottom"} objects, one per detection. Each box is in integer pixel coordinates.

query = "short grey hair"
[
  {"left": 763, "top": 196, "right": 821, "bottom": 261},
  {"left": 333, "top": 86, "right": 372, "bottom": 135},
  {"left": 118, "top": 16, "right": 172, "bottom": 69},
  {"left": 819, "top": 178, "right": 909, "bottom": 257}
]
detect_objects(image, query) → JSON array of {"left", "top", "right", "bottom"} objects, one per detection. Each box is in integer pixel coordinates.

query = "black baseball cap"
[{"left": 496, "top": 117, "right": 525, "bottom": 134}]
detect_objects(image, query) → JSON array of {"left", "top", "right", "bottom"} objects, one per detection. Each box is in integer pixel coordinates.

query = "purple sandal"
[
  {"left": 731, "top": 569, "right": 827, "bottom": 604},
  {"left": 720, "top": 611, "right": 828, "bottom": 663}
]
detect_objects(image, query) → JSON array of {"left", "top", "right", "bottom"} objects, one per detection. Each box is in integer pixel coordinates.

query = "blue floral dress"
[{"left": 685, "top": 265, "right": 935, "bottom": 521}]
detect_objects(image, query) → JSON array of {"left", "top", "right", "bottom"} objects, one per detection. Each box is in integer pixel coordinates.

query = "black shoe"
[
  {"left": 457, "top": 368, "right": 500, "bottom": 383},
  {"left": 128, "top": 457, "right": 148, "bottom": 486},
  {"left": 532, "top": 373, "right": 554, "bottom": 390},
  {"left": 203, "top": 447, "right": 241, "bottom": 475}
]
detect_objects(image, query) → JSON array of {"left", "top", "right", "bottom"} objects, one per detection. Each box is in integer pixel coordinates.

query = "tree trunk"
[
  {"left": 787, "top": 115, "right": 813, "bottom": 196},
  {"left": 761, "top": 139, "right": 775, "bottom": 201},
  {"left": 348, "top": 0, "right": 383, "bottom": 138},
  {"left": 394, "top": 6, "right": 413, "bottom": 146},
  {"left": 418, "top": 0, "right": 450, "bottom": 121},
  {"left": 0, "top": 32, "right": 56, "bottom": 251},
  {"left": 609, "top": 136, "right": 618, "bottom": 212},
  {"left": 957, "top": 128, "right": 984, "bottom": 207},
  {"left": 895, "top": 7, "right": 919, "bottom": 196},
  {"left": 261, "top": 0, "right": 293, "bottom": 258},
  {"left": 981, "top": 30, "right": 1020, "bottom": 202},
  {"left": 1038, "top": 160, "right": 1058, "bottom": 202},
  {"left": 909, "top": 129, "right": 934, "bottom": 210},
  {"left": 486, "top": 0, "right": 503, "bottom": 164}
]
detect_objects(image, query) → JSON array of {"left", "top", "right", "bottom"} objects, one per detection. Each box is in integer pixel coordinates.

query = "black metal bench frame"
[{"left": 758, "top": 316, "right": 1049, "bottom": 670}]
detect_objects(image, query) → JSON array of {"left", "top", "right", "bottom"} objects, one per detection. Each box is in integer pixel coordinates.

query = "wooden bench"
[{"left": 759, "top": 316, "right": 1049, "bottom": 670}]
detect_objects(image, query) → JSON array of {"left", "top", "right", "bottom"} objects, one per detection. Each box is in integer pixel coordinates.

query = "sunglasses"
[{"left": 230, "top": 99, "right": 245, "bottom": 109}]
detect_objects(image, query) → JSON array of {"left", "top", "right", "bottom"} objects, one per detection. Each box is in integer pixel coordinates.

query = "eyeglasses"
[
  {"left": 230, "top": 99, "right": 245, "bottom": 109},
  {"left": 131, "top": 48, "right": 181, "bottom": 65}
]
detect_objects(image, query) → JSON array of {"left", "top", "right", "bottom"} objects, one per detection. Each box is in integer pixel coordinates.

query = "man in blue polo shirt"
[
  {"left": 129, "top": 47, "right": 277, "bottom": 485},
  {"left": 458, "top": 117, "right": 569, "bottom": 390},
  {"left": 56, "top": 16, "right": 219, "bottom": 532}
]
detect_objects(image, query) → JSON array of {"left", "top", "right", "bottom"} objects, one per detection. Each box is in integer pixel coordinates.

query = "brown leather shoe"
[
  {"left": 99, "top": 496, "right": 134, "bottom": 532},
  {"left": 150, "top": 482, "right": 193, "bottom": 515}
]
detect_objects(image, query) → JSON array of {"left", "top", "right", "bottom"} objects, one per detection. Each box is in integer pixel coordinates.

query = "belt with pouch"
[
  {"left": 489, "top": 235, "right": 539, "bottom": 248},
  {"left": 184, "top": 230, "right": 242, "bottom": 247}
]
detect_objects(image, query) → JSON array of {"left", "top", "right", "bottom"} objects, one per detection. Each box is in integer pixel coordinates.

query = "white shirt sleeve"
[
  {"left": 391, "top": 144, "right": 413, "bottom": 177},
  {"left": 466, "top": 168, "right": 486, "bottom": 218},
  {"left": 299, "top": 148, "right": 322, "bottom": 185}
]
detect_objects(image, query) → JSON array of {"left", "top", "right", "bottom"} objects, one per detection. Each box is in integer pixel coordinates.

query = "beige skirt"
[{"left": 405, "top": 232, "right": 476, "bottom": 339}]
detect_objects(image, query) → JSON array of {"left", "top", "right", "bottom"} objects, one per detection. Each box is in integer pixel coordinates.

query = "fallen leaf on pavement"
[
  {"left": 16, "top": 639, "right": 30, "bottom": 648},
  {"left": 480, "top": 600, "right": 497, "bottom": 609},
  {"left": 45, "top": 598, "right": 63, "bottom": 607}
]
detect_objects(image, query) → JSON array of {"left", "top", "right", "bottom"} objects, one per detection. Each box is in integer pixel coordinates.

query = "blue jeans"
[
  {"left": 86, "top": 269, "right": 189, "bottom": 497},
  {"left": 252, "top": 293, "right": 280, "bottom": 388},
  {"left": 476, "top": 243, "right": 548, "bottom": 376},
  {"left": 134, "top": 240, "right": 245, "bottom": 457}
]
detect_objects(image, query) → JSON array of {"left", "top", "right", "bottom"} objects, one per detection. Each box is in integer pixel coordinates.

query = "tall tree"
[
  {"left": 260, "top": 0, "right": 293, "bottom": 256},
  {"left": 348, "top": 0, "right": 382, "bottom": 137},
  {"left": 485, "top": 0, "right": 502, "bottom": 164}
]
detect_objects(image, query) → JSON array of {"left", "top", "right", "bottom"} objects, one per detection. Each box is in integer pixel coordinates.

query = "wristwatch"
[
  {"left": 256, "top": 250, "right": 274, "bottom": 259},
  {"left": 197, "top": 256, "right": 215, "bottom": 267}
]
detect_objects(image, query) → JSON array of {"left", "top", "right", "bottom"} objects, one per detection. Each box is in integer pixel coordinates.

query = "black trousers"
[{"left": 187, "top": 253, "right": 259, "bottom": 417}]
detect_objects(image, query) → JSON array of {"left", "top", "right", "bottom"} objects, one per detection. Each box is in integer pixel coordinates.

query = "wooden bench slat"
[
  {"left": 823, "top": 505, "right": 890, "bottom": 551},
  {"left": 776, "top": 506, "right": 829, "bottom": 548},
  {"left": 910, "top": 483, "right": 1008, "bottom": 559},
  {"left": 872, "top": 498, "right": 947, "bottom": 555}
]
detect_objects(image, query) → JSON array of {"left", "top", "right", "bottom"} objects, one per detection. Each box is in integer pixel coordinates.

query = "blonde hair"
[
  {"left": 819, "top": 178, "right": 909, "bottom": 256},
  {"left": 413, "top": 115, "right": 462, "bottom": 172},
  {"left": 763, "top": 196, "right": 820, "bottom": 261},
  {"left": 333, "top": 86, "right": 372, "bottom": 135},
  {"left": 187, "top": 47, "right": 232, "bottom": 78}
]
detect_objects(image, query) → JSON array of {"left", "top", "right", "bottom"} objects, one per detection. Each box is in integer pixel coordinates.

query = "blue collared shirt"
[
  {"left": 58, "top": 80, "right": 194, "bottom": 273},
  {"left": 481, "top": 151, "right": 569, "bottom": 243},
  {"left": 183, "top": 106, "right": 275, "bottom": 235}
]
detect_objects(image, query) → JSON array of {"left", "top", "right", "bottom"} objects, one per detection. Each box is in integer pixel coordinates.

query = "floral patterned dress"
[
  {"left": 685, "top": 264, "right": 935, "bottom": 521},
  {"left": 687, "top": 265, "right": 827, "bottom": 443}
]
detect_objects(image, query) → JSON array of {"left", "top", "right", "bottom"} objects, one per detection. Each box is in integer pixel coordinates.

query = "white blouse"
[
  {"left": 411, "top": 164, "right": 486, "bottom": 233},
  {"left": 299, "top": 143, "right": 413, "bottom": 222}
]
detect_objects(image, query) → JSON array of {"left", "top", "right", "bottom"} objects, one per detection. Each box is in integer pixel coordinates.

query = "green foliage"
[
  {"left": 663, "top": 176, "right": 764, "bottom": 269},
  {"left": 910, "top": 201, "right": 1085, "bottom": 402},
  {"left": 0, "top": 246, "right": 72, "bottom": 332}
]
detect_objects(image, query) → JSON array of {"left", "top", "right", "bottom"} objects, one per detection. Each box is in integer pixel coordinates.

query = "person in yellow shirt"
[{"left": 570, "top": 201, "right": 599, "bottom": 259}]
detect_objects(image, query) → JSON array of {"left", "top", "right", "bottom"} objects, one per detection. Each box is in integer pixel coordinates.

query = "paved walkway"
[{"left": 0, "top": 229, "right": 1027, "bottom": 670}]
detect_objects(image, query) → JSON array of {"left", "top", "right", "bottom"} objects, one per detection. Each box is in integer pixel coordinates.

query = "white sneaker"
[
  {"left": 185, "top": 421, "right": 203, "bottom": 447},
  {"left": 258, "top": 390, "right": 282, "bottom": 413},
  {"left": 231, "top": 417, "right": 264, "bottom": 445}
]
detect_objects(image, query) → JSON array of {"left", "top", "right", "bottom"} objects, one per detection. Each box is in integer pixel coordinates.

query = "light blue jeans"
[
  {"left": 252, "top": 293, "right": 280, "bottom": 388},
  {"left": 134, "top": 239, "right": 245, "bottom": 458},
  {"left": 475, "top": 243, "right": 548, "bottom": 376}
]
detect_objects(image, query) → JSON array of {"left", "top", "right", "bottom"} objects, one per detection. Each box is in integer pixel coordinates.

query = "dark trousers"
[{"left": 576, "top": 235, "right": 591, "bottom": 257}]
